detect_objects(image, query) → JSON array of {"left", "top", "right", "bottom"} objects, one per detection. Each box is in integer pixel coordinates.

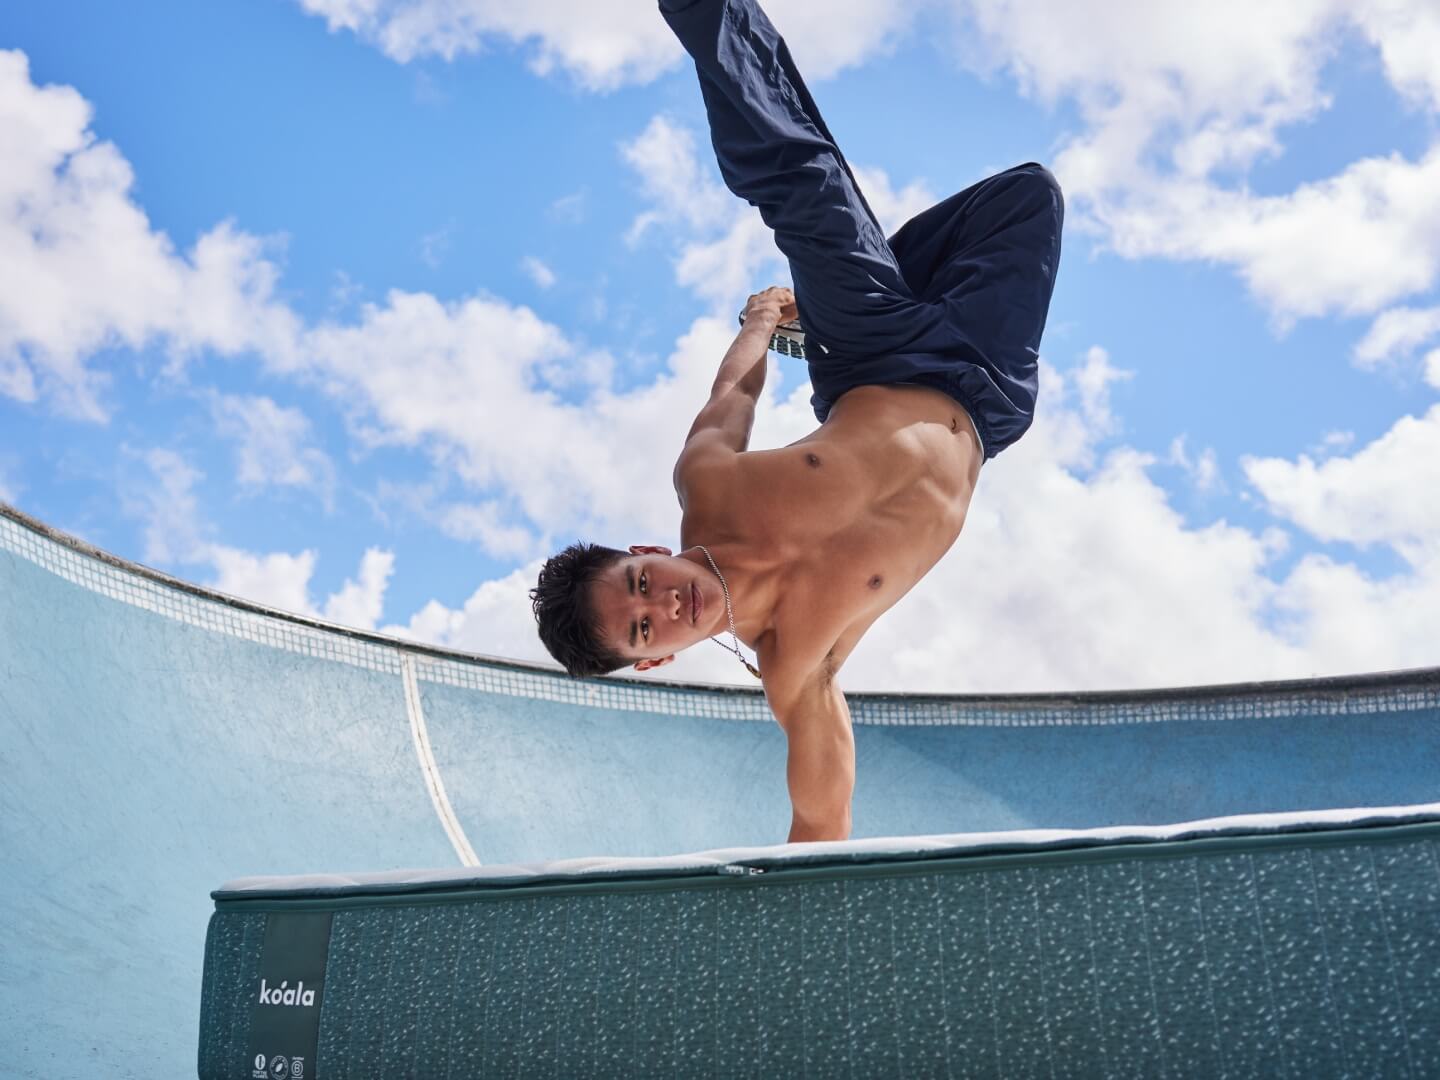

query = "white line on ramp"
[{"left": 402, "top": 652, "right": 480, "bottom": 867}]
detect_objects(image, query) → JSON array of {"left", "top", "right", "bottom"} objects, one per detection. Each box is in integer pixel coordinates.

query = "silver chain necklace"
[{"left": 697, "top": 545, "right": 761, "bottom": 679}]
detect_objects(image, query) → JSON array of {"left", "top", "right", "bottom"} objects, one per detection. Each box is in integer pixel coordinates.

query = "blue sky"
[{"left": 3, "top": 0, "right": 1438, "bottom": 691}]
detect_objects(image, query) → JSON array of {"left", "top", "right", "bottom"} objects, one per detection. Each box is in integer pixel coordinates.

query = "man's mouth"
[{"left": 691, "top": 582, "right": 701, "bottom": 624}]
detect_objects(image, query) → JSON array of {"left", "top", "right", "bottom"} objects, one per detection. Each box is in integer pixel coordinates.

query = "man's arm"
[
  {"left": 673, "top": 288, "right": 794, "bottom": 495},
  {"left": 767, "top": 670, "right": 856, "bottom": 843}
]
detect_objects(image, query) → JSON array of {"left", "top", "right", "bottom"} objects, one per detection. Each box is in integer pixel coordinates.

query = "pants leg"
[
  {"left": 884, "top": 164, "right": 1066, "bottom": 455},
  {"left": 659, "top": 0, "right": 944, "bottom": 355},
  {"left": 660, "top": 0, "right": 1064, "bottom": 458}
]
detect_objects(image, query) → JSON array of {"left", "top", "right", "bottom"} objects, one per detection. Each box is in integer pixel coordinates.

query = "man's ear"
[
  {"left": 629, "top": 544, "right": 673, "bottom": 557},
  {"left": 634, "top": 655, "right": 675, "bottom": 672}
]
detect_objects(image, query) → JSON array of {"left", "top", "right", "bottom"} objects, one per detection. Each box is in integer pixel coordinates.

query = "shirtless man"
[{"left": 530, "top": 0, "right": 1063, "bottom": 843}]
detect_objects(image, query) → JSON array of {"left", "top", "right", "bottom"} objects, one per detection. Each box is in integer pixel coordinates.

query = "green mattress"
[{"left": 199, "top": 806, "right": 1440, "bottom": 1079}]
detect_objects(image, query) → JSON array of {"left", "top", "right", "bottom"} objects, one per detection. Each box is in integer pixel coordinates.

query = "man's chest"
[{"left": 765, "top": 518, "right": 965, "bottom": 672}]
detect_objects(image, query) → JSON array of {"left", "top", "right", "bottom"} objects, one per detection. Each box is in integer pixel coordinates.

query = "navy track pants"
[{"left": 660, "top": 0, "right": 1064, "bottom": 459}]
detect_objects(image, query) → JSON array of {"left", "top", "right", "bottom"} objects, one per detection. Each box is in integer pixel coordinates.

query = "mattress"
[{"left": 199, "top": 803, "right": 1440, "bottom": 1079}]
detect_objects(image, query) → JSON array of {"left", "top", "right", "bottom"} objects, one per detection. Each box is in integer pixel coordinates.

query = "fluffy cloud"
[
  {"left": 958, "top": 0, "right": 1440, "bottom": 327},
  {"left": 128, "top": 447, "right": 394, "bottom": 626},
  {"left": 297, "top": 0, "right": 917, "bottom": 89},
  {"left": 322, "top": 547, "right": 397, "bottom": 627},
  {"left": 287, "top": 0, "right": 1440, "bottom": 334},
  {"left": 1097, "top": 149, "right": 1440, "bottom": 326},
  {"left": 293, "top": 289, "right": 637, "bottom": 542},
  {"left": 0, "top": 50, "right": 299, "bottom": 420},
  {"left": 1354, "top": 305, "right": 1440, "bottom": 366},
  {"left": 11, "top": 38, "right": 1438, "bottom": 693},
  {"left": 228, "top": 105, "right": 1440, "bottom": 689},
  {"left": 622, "top": 116, "right": 732, "bottom": 240},
  {"left": 1243, "top": 404, "right": 1440, "bottom": 550},
  {"left": 1167, "top": 436, "right": 1223, "bottom": 495},
  {"left": 208, "top": 546, "right": 322, "bottom": 616},
  {"left": 791, "top": 352, "right": 1439, "bottom": 691},
  {"left": 382, "top": 559, "right": 544, "bottom": 655},
  {"left": 621, "top": 116, "right": 943, "bottom": 315},
  {"left": 437, "top": 501, "right": 537, "bottom": 559},
  {"left": 211, "top": 393, "right": 337, "bottom": 509},
  {"left": 1353, "top": 0, "right": 1440, "bottom": 111},
  {"left": 356, "top": 335, "right": 1440, "bottom": 692},
  {"left": 370, "top": 344, "right": 1298, "bottom": 691}
]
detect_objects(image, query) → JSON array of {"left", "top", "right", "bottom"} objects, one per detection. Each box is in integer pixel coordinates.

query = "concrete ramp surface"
[{"left": 2, "top": 502, "right": 1438, "bottom": 1077}]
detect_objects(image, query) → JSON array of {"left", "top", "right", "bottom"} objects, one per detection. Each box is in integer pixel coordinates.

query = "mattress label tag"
[{"left": 245, "top": 911, "right": 333, "bottom": 1080}]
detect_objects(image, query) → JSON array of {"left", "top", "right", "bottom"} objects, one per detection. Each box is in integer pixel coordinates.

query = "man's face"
[{"left": 590, "top": 546, "right": 720, "bottom": 671}]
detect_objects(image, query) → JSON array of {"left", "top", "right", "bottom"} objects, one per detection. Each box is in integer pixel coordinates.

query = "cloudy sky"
[{"left": 4, "top": 0, "right": 1438, "bottom": 693}]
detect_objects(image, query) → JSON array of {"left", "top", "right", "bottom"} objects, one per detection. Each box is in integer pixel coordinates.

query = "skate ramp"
[{"left": 2, "top": 502, "right": 1438, "bottom": 1076}]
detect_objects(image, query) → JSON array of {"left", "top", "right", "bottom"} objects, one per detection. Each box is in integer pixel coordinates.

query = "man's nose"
[{"left": 636, "top": 590, "right": 679, "bottom": 622}]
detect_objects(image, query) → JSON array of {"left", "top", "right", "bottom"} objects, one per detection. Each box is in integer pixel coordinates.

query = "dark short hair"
[{"left": 530, "top": 541, "right": 630, "bottom": 677}]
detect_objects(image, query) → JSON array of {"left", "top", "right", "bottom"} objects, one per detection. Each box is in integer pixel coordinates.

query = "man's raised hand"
[{"left": 744, "top": 286, "right": 798, "bottom": 325}]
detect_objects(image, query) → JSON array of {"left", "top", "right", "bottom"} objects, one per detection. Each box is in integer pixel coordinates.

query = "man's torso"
[{"left": 679, "top": 383, "right": 982, "bottom": 678}]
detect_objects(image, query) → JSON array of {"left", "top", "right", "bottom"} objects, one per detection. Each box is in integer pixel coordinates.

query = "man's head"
[{"left": 531, "top": 541, "right": 722, "bottom": 677}]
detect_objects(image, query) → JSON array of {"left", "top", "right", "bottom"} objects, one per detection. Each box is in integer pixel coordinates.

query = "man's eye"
[
  {"left": 642, "top": 618, "right": 650, "bottom": 640},
  {"left": 640, "top": 573, "right": 647, "bottom": 593}
]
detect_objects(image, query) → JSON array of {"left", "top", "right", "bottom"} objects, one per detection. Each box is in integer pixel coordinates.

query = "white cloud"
[
  {"left": 386, "top": 345, "right": 1294, "bottom": 691},
  {"left": 13, "top": 45, "right": 1439, "bottom": 692},
  {"left": 396, "top": 336, "right": 1440, "bottom": 693},
  {"left": 673, "top": 213, "right": 787, "bottom": 312},
  {"left": 208, "top": 546, "right": 320, "bottom": 615},
  {"left": 1096, "top": 149, "right": 1440, "bottom": 326},
  {"left": 322, "top": 547, "right": 396, "bottom": 628},
  {"left": 351, "top": 112, "right": 1440, "bottom": 690},
  {"left": 520, "top": 255, "right": 556, "bottom": 289},
  {"left": 211, "top": 393, "right": 337, "bottom": 509},
  {"left": 1242, "top": 404, "right": 1440, "bottom": 550},
  {"left": 0, "top": 50, "right": 299, "bottom": 420},
  {"left": 956, "top": 0, "right": 1440, "bottom": 326},
  {"left": 622, "top": 116, "right": 732, "bottom": 247},
  {"left": 133, "top": 448, "right": 210, "bottom": 566},
  {"left": 1354, "top": 304, "right": 1440, "bottom": 366},
  {"left": 1168, "top": 435, "right": 1222, "bottom": 495},
  {"left": 128, "top": 446, "right": 394, "bottom": 625},
  {"left": 438, "top": 500, "right": 537, "bottom": 559},
  {"left": 622, "top": 116, "right": 944, "bottom": 314},
  {"left": 1270, "top": 544, "right": 1440, "bottom": 676},
  {"left": 1352, "top": 0, "right": 1440, "bottom": 111},
  {"left": 299, "top": 0, "right": 676, "bottom": 89},
  {"left": 296, "top": 0, "right": 916, "bottom": 90},
  {"left": 955, "top": 0, "right": 1344, "bottom": 188},
  {"left": 293, "top": 289, "right": 640, "bottom": 537},
  {"left": 382, "top": 559, "right": 546, "bottom": 658}
]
